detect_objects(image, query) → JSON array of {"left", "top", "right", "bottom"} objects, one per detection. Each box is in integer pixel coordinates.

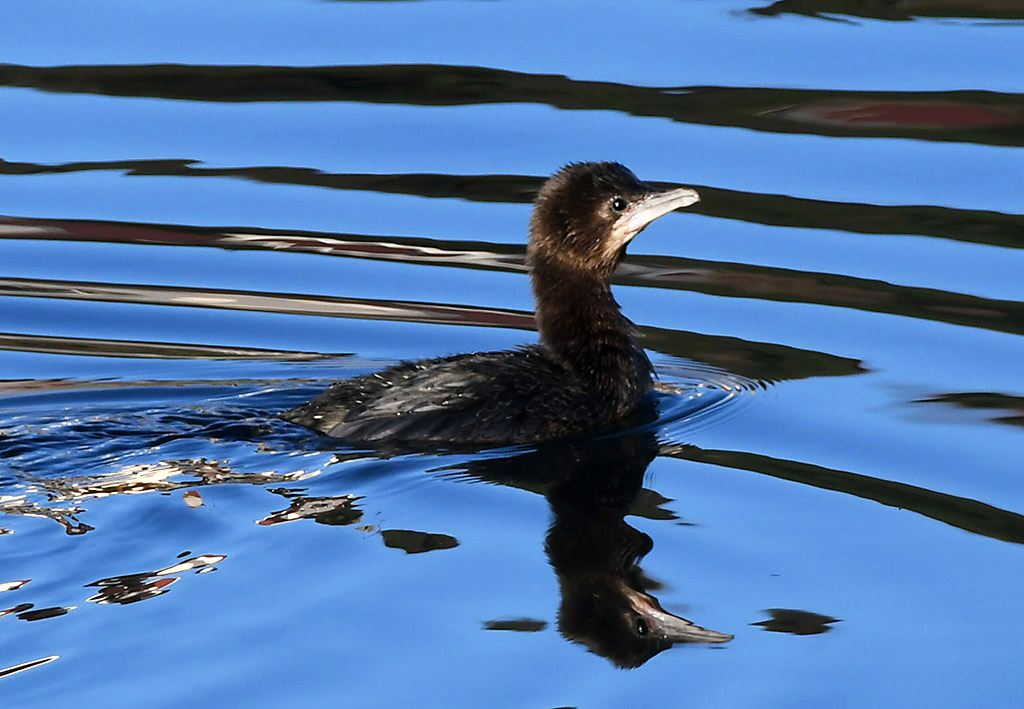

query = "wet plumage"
[{"left": 282, "top": 162, "right": 700, "bottom": 446}]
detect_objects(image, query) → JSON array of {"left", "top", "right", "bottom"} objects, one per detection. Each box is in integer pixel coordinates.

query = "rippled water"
[{"left": 2, "top": 1, "right": 1023, "bottom": 706}]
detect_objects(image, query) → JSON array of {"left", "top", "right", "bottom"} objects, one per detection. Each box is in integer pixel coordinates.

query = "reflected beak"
[
  {"left": 642, "top": 603, "right": 733, "bottom": 644},
  {"left": 610, "top": 187, "right": 700, "bottom": 251},
  {"left": 628, "top": 588, "right": 733, "bottom": 643}
]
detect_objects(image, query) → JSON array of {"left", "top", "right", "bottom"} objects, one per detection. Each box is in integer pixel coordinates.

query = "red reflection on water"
[{"left": 768, "top": 99, "right": 1023, "bottom": 130}]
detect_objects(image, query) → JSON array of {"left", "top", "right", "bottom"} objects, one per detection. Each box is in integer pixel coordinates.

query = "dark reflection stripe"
[
  {"left": 0, "top": 655, "right": 60, "bottom": 679},
  {"left": 0, "top": 332, "right": 332, "bottom": 360},
  {"left": 621, "top": 255, "right": 1024, "bottom": 338},
  {"left": 0, "top": 276, "right": 534, "bottom": 327},
  {"left": 749, "top": 0, "right": 1024, "bottom": 21},
  {"left": 2, "top": 158, "right": 1022, "bottom": 250},
  {"left": 0, "top": 277, "right": 861, "bottom": 382},
  {"left": 3, "top": 215, "right": 1022, "bottom": 337},
  {"left": 1, "top": 63, "right": 1021, "bottom": 146},
  {"left": 668, "top": 446, "right": 1024, "bottom": 545},
  {"left": 915, "top": 392, "right": 1024, "bottom": 429},
  {"left": 0, "top": 378, "right": 301, "bottom": 395}
]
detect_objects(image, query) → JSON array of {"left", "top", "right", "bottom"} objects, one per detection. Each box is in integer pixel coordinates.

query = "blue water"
[{"left": 2, "top": 1, "right": 1023, "bottom": 706}]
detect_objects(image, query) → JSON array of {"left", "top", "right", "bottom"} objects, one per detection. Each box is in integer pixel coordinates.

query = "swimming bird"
[{"left": 282, "top": 162, "right": 700, "bottom": 446}]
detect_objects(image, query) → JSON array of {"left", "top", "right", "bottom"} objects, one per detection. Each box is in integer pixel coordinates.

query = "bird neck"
[{"left": 530, "top": 259, "right": 653, "bottom": 414}]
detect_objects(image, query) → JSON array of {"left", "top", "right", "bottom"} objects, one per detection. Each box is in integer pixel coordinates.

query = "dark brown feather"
[{"left": 282, "top": 162, "right": 688, "bottom": 447}]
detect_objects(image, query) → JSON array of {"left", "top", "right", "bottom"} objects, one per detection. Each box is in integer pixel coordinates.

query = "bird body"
[{"left": 282, "top": 162, "right": 699, "bottom": 446}]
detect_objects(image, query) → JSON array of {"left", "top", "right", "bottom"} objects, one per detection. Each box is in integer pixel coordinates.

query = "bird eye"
[
  {"left": 635, "top": 618, "right": 649, "bottom": 636},
  {"left": 611, "top": 197, "right": 628, "bottom": 212}
]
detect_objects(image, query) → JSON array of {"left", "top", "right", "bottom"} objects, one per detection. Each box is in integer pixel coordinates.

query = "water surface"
[{"left": 2, "top": 1, "right": 1023, "bottom": 706}]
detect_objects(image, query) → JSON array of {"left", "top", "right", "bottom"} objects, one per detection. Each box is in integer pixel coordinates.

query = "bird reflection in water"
[
  {"left": 449, "top": 430, "right": 732, "bottom": 668},
  {"left": 85, "top": 553, "right": 226, "bottom": 605},
  {"left": 258, "top": 489, "right": 363, "bottom": 527}
]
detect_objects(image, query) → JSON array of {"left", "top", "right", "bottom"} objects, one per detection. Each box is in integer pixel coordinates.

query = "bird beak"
[
  {"left": 630, "top": 187, "right": 700, "bottom": 231},
  {"left": 611, "top": 187, "right": 700, "bottom": 250}
]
